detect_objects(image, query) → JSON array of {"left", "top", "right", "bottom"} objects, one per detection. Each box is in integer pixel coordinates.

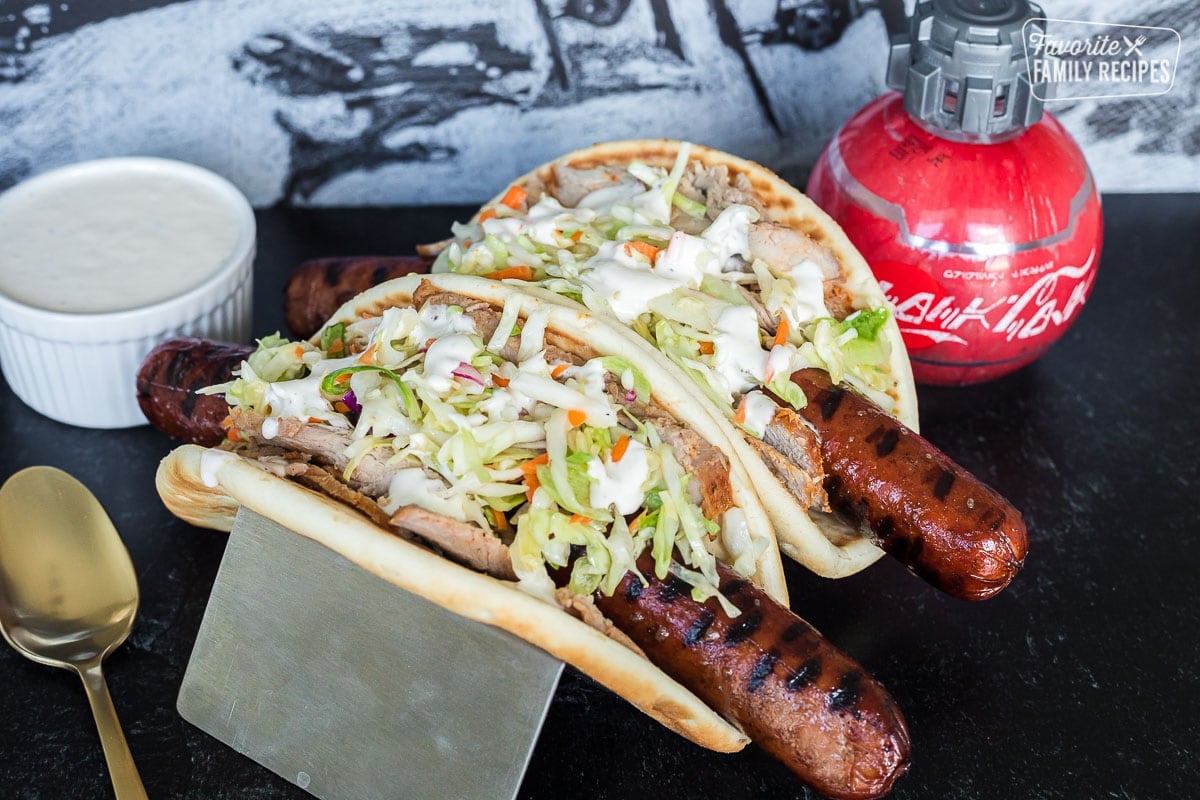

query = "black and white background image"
[{"left": 0, "top": 0, "right": 1195, "bottom": 206}]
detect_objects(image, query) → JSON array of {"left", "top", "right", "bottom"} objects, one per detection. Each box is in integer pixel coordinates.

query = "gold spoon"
[{"left": 0, "top": 466, "right": 148, "bottom": 800}]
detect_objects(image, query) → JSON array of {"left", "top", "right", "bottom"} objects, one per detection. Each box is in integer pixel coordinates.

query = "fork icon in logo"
[{"left": 1123, "top": 34, "right": 1147, "bottom": 57}]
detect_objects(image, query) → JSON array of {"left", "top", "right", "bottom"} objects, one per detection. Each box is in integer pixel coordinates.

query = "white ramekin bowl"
[{"left": 0, "top": 158, "right": 255, "bottom": 428}]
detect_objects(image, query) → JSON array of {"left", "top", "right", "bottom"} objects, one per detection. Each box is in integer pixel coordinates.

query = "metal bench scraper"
[{"left": 177, "top": 508, "right": 563, "bottom": 800}]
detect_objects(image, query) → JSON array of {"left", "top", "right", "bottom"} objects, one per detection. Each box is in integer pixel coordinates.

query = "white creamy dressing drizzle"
[
  {"left": 587, "top": 438, "right": 649, "bottom": 516},
  {"left": 0, "top": 168, "right": 241, "bottom": 313},
  {"left": 413, "top": 303, "right": 477, "bottom": 344},
  {"left": 739, "top": 393, "right": 778, "bottom": 439},
  {"left": 199, "top": 449, "right": 236, "bottom": 488},
  {"left": 381, "top": 468, "right": 468, "bottom": 521},
  {"left": 524, "top": 196, "right": 582, "bottom": 245},
  {"left": 580, "top": 241, "right": 679, "bottom": 323},
  {"left": 773, "top": 260, "right": 831, "bottom": 328},
  {"left": 422, "top": 334, "right": 480, "bottom": 393},
  {"left": 264, "top": 372, "right": 326, "bottom": 420},
  {"left": 712, "top": 305, "right": 768, "bottom": 394},
  {"left": 653, "top": 231, "right": 715, "bottom": 285},
  {"left": 701, "top": 205, "right": 757, "bottom": 266},
  {"left": 261, "top": 353, "right": 360, "bottom": 427},
  {"left": 719, "top": 507, "right": 767, "bottom": 577}
]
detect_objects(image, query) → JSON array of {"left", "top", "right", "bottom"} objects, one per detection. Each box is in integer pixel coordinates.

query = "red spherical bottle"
[{"left": 807, "top": 0, "right": 1102, "bottom": 385}]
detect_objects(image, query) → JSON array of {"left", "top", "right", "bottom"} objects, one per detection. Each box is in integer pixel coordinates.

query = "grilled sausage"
[
  {"left": 788, "top": 368, "right": 1028, "bottom": 601},
  {"left": 594, "top": 551, "right": 911, "bottom": 800},
  {"left": 136, "top": 338, "right": 252, "bottom": 446},
  {"left": 285, "top": 256, "right": 429, "bottom": 338}
]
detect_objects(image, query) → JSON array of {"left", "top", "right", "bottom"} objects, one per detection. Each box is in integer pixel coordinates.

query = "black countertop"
[{"left": 1, "top": 197, "right": 1198, "bottom": 799}]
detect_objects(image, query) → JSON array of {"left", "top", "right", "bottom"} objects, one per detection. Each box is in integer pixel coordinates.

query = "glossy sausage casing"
[
  {"left": 789, "top": 368, "right": 1028, "bottom": 601},
  {"left": 594, "top": 552, "right": 911, "bottom": 800},
  {"left": 284, "top": 256, "right": 429, "bottom": 338},
  {"left": 136, "top": 338, "right": 251, "bottom": 445}
]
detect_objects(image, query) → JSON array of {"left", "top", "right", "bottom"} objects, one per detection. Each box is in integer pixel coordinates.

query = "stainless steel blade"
[{"left": 178, "top": 508, "right": 563, "bottom": 800}]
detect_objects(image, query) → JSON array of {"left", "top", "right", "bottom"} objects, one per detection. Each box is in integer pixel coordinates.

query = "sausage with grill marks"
[
  {"left": 593, "top": 551, "right": 911, "bottom": 800},
  {"left": 788, "top": 368, "right": 1028, "bottom": 601},
  {"left": 285, "top": 256, "right": 430, "bottom": 338},
  {"left": 136, "top": 338, "right": 252, "bottom": 446}
]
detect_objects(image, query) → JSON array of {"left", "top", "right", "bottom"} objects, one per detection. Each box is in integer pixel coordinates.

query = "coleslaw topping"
[
  {"left": 433, "top": 145, "right": 895, "bottom": 419},
  {"left": 205, "top": 302, "right": 742, "bottom": 613}
]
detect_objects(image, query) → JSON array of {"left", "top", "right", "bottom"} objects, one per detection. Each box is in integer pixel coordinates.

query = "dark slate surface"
[{"left": 1, "top": 197, "right": 1197, "bottom": 799}]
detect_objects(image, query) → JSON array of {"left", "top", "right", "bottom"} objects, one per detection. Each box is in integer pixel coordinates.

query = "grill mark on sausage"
[
  {"left": 322, "top": 261, "right": 341, "bottom": 286},
  {"left": 828, "top": 670, "right": 863, "bottom": 712},
  {"left": 624, "top": 579, "right": 644, "bottom": 602},
  {"left": 181, "top": 381, "right": 204, "bottom": 417},
  {"left": 748, "top": 649, "right": 780, "bottom": 693},
  {"left": 875, "top": 428, "right": 900, "bottom": 457},
  {"left": 725, "top": 611, "right": 763, "bottom": 645},
  {"left": 722, "top": 579, "right": 748, "bottom": 598},
  {"left": 684, "top": 609, "right": 716, "bottom": 647},
  {"left": 781, "top": 622, "right": 805, "bottom": 642},
  {"left": 164, "top": 348, "right": 193, "bottom": 388},
  {"left": 876, "top": 516, "right": 895, "bottom": 544},
  {"left": 820, "top": 385, "right": 845, "bottom": 420},
  {"left": 786, "top": 658, "right": 822, "bottom": 691},
  {"left": 371, "top": 264, "right": 393, "bottom": 285},
  {"left": 933, "top": 468, "right": 956, "bottom": 501},
  {"left": 657, "top": 575, "right": 690, "bottom": 602}
]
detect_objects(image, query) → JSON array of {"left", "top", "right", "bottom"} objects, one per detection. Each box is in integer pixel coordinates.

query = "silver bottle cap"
[{"left": 887, "top": 0, "right": 1049, "bottom": 138}]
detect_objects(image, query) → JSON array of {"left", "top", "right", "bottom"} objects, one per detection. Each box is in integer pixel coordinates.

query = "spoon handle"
[{"left": 80, "top": 663, "right": 149, "bottom": 800}]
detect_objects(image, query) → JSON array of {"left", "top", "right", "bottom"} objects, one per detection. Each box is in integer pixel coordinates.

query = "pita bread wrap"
[
  {"left": 155, "top": 272, "right": 804, "bottom": 753},
  {"left": 426, "top": 140, "right": 919, "bottom": 579}
]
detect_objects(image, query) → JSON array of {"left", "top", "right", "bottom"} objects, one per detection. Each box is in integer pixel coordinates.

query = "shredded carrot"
[
  {"left": 521, "top": 455, "right": 549, "bottom": 501},
  {"left": 734, "top": 396, "right": 749, "bottom": 425},
  {"left": 773, "top": 316, "right": 790, "bottom": 348},
  {"left": 308, "top": 416, "right": 323, "bottom": 424},
  {"left": 567, "top": 409, "right": 587, "bottom": 427},
  {"left": 479, "top": 208, "right": 497, "bottom": 223},
  {"left": 624, "top": 240, "right": 660, "bottom": 261},
  {"left": 551, "top": 363, "right": 570, "bottom": 379},
  {"left": 570, "top": 230, "right": 583, "bottom": 242},
  {"left": 487, "top": 265, "right": 533, "bottom": 281},
  {"left": 569, "top": 514, "right": 589, "bottom": 525},
  {"left": 611, "top": 434, "right": 630, "bottom": 463},
  {"left": 227, "top": 427, "right": 241, "bottom": 442},
  {"left": 490, "top": 507, "right": 512, "bottom": 534},
  {"left": 492, "top": 374, "right": 510, "bottom": 388},
  {"left": 294, "top": 346, "right": 305, "bottom": 358},
  {"left": 357, "top": 345, "right": 377, "bottom": 365},
  {"left": 220, "top": 414, "right": 233, "bottom": 430},
  {"left": 628, "top": 512, "right": 646, "bottom": 533},
  {"left": 328, "top": 337, "right": 345, "bottom": 357},
  {"left": 333, "top": 401, "right": 350, "bottom": 414},
  {"left": 335, "top": 372, "right": 352, "bottom": 384},
  {"left": 698, "top": 340, "right": 714, "bottom": 355},
  {"left": 520, "top": 453, "right": 550, "bottom": 474},
  {"left": 501, "top": 185, "right": 528, "bottom": 209}
]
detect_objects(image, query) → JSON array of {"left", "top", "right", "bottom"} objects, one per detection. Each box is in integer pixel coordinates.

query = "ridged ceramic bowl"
[{"left": 0, "top": 158, "right": 255, "bottom": 428}]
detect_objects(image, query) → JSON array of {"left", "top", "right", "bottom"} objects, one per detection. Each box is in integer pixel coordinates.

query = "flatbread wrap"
[
  {"left": 145, "top": 274, "right": 911, "bottom": 798},
  {"left": 423, "top": 139, "right": 1027, "bottom": 600}
]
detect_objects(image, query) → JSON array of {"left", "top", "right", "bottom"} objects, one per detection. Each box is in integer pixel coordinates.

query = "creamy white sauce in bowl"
[
  {"left": 0, "top": 167, "right": 244, "bottom": 313},
  {"left": 0, "top": 157, "right": 256, "bottom": 428}
]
